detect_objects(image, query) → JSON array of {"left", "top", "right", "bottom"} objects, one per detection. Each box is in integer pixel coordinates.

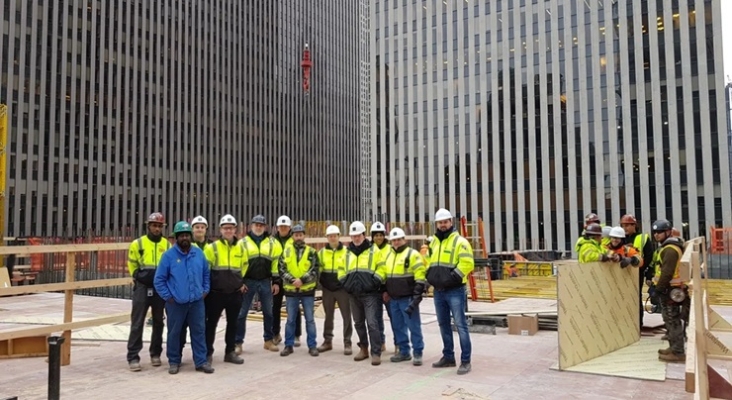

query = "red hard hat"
[
  {"left": 584, "top": 223, "right": 603, "bottom": 236},
  {"left": 620, "top": 214, "right": 637, "bottom": 224},
  {"left": 147, "top": 212, "right": 165, "bottom": 224},
  {"left": 585, "top": 213, "right": 600, "bottom": 224}
]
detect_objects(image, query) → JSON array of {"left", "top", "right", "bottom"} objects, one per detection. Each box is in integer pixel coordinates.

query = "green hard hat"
[{"left": 173, "top": 221, "right": 193, "bottom": 236}]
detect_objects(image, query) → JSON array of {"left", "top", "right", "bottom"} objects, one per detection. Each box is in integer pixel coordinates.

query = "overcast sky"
[{"left": 723, "top": 1, "right": 732, "bottom": 81}]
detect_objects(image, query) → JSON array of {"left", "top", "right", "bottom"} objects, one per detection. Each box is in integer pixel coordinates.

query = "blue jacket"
[{"left": 154, "top": 244, "right": 210, "bottom": 304}]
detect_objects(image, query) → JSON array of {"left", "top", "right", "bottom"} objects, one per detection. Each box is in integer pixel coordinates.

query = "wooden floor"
[{"left": 0, "top": 293, "right": 693, "bottom": 400}]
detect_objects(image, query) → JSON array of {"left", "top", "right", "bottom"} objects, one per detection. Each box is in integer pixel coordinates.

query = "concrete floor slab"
[{"left": 0, "top": 294, "right": 694, "bottom": 400}]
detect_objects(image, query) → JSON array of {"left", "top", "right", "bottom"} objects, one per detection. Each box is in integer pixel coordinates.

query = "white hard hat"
[
  {"left": 325, "top": 225, "right": 341, "bottom": 236},
  {"left": 277, "top": 215, "right": 292, "bottom": 227},
  {"left": 219, "top": 214, "right": 237, "bottom": 227},
  {"left": 191, "top": 215, "right": 208, "bottom": 228},
  {"left": 601, "top": 226, "right": 612, "bottom": 238},
  {"left": 434, "top": 208, "right": 453, "bottom": 222},
  {"left": 609, "top": 226, "right": 626, "bottom": 239},
  {"left": 389, "top": 228, "right": 406, "bottom": 240},
  {"left": 349, "top": 221, "right": 366, "bottom": 235},
  {"left": 370, "top": 221, "right": 386, "bottom": 234}
]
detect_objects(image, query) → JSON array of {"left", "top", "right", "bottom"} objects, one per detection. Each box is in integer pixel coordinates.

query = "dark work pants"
[
  {"left": 205, "top": 291, "right": 243, "bottom": 357},
  {"left": 166, "top": 299, "right": 207, "bottom": 368},
  {"left": 273, "top": 289, "right": 301, "bottom": 337},
  {"left": 350, "top": 293, "right": 383, "bottom": 356},
  {"left": 321, "top": 287, "right": 353, "bottom": 346},
  {"left": 638, "top": 266, "right": 646, "bottom": 327},
  {"left": 126, "top": 283, "right": 165, "bottom": 363}
]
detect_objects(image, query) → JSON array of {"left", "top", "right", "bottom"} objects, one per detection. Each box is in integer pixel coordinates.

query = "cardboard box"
[{"left": 508, "top": 314, "right": 539, "bottom": 336}]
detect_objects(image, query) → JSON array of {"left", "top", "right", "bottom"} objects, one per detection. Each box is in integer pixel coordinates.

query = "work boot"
[
  {"left": 235, "top": 343, "right": 243, "bottom": 355},
  {"left": 309, "top": 348, "right": 319, "bottom": 357},
  {"left": 457, "top": 362, "right": 472, "bottom": 375},
  {"left": 394, "top": 345, "right": 399, "bottom": 356},
  {"left": 206, "top": 355, "right": 212, "bottom": 365},
  {"left": 168, "top": 364, "right": 180, "bottom": 375},
  {"left": 280, "top": 346, "right": 294, "bottom": 357},
  {"left": 151, "top": 356, "right": 162, "bottom": 367},
  {"left": 413, "top": 354, "right": 423, "bottom": 366},
  {"left": 196, "top": 363, "right": 215, "bottom": 374},
  {"left": 659, "top": 353, "right": 686, "bottom": 363},
  {"left": 317, "top": 341, "right": 333, "bottom": 352},
  {"left": 432, "top": 357, "right": 457, "bottom": 368},
  {"left": 344, "top": 344, "right": 353, "bottom": 356},
  {"left": 390, "top": 353, "right": 412, "bottom": 363},
  {"left": 264, "top": 340, "right": 279, "bottom": 352},
  {"left": 273, "top": 334, "right": 282, "bottom": 345},
  {"left": 371, "top": 354, "right": 381, "bottom": 366},
  {"left": 224, "top": 352, "right": 244, "bottom": 365},
  {"left": 661, "top": 334, "right": 669, "bottom": 340},
  {"left": 354, "top": 345, "right": 369, "bottom": 362},
  {"left": 128, "top": 361, "right": 141, "bottom": 372},
  {"left": 658, "top": 347, "right": 672, "bottom": 355},
  {"left": 381, "top": 343, "right": 386, "bottom": 352},
  {"left": 294, "top": 337, "right": 301, "bottom": 347}
]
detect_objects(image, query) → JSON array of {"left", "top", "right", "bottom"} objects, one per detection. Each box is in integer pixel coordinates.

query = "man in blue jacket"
[{"left": 154, "top": 221, "right": 213, "bottom": 375}]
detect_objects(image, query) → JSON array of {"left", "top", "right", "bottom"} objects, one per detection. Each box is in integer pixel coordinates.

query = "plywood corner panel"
[{"left": 557, "top": 261, "right": 640, "bottom": 370}]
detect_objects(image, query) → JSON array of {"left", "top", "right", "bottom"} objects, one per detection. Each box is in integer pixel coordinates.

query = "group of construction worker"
[
  {"left": 125, "top": 208, "right": 475, "bottom": 375},
  {"left": 575, "top": 212, "right": 688, "bottom": 363}
]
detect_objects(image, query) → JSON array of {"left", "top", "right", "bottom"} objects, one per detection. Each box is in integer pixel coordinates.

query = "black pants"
[
  {"left": 350, "top": 293, "right": 383, "bottom": 356},
  {"left": 205, "top": 291, "right": 243, "bottom": 356},
  {"left": 273, "top": 289, "right": 301, "bottom": 337},
  {"left": 126, "top": 284, "right": 165, "bottom": 363}
]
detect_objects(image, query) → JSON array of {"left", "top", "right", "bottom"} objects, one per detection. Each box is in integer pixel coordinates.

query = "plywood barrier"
[{"left": 557, "top": 260, "right": 639, "bottom": 370}]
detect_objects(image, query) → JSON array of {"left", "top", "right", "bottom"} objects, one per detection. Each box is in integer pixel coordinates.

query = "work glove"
[
  {"left": 600, "top": 254, "right": 610, "bottom": 262},
  {"left": 619, "top": 257, "right": 632, "bottom": 268},
  {"left": 405, "top": 295, "right": 423, "bottom": 316}
]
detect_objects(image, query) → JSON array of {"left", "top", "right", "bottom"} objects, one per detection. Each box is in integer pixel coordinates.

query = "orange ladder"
[{"left": 460, "top": 216, "right": 495, "bottom": 302}]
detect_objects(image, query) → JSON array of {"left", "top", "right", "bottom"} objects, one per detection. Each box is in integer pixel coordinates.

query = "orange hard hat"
[
  {"left": 620, "top": 214, "right": 637, "bottom": 225},
  {"left": 584, "top": 223, "right": 603, "bottom": 236},
  {"left": 147, "top": 212, "right": 165, "bottom": 225}
]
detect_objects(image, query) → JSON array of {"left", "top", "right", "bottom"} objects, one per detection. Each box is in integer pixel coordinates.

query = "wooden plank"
[
  {"left": 557, "top": 261, "right": 639, "bottom": 370},
  {"left": 0, "top": 267, "right": 9, "bottom": 289},
  {"left": 465, "top": 309, "right": 557, "bottom": 316},
  {"left": 0, "top": 313, "right": 129, "bottom": 341},
  {"left": 62, "top": 253, "right": 75, "bottom": 365},
  {"left": 0, "top": 336, "right": 48, "bottom": 359},
  {"left": 0, "top": 277, "right": 132, "bottom": 297}
]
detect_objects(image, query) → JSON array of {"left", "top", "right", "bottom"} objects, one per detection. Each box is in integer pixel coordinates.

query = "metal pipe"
[{"left": 47, "top": 335, "right": 65, "bottom": 400}]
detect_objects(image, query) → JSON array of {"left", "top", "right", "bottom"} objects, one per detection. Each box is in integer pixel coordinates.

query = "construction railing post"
[
  {"left": 48, "top": 335, "right": 64, "bottom": 400},
  {"left": 62, "top": 252, "right": 76, "bottom": 365}
]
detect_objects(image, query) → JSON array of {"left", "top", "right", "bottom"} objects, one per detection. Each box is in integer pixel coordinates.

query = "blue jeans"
[
  {"left": 165, "top": 299, "right": 207, "bottom": 367},
  {"left": 389, "top": 297, "right": 424, "bottom": 356},
  {"left": 285, "top": 295, "right": 317, "bottom": 349},
  {"left": 236, "top": 278, "right": 274, "bottom": 344},
  {"left": 434, "top": 286, "right": 471, "bottom": 363},
  {"left": 379, "top": 301, "right": 393, "bottom": 346}
]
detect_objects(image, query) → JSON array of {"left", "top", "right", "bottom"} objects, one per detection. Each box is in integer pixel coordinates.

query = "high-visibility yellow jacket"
[
  {"left": 425, "top": 231, "right": 474, "bottom": 290},
  {"left": 204, "top": 238, "right": 246, "bottom": 293},
  {"left": 240, "top": 234, "right": 279, "bottom": 281},
  {"left": 318, "top": 243, "right": 348, "bottom": 291},
  {"left": 128, "top": 236, "right": 171, "bottom": 287},
  {"left": 381, "top": 246, "right": 426, "bottom": 298},
  {"left": 652, "top": 238, "right": 686, "bottom": 292},
  {"left": 279, "top": 243, "right": 319, "bottom": 296},
  {"left": 577, "top": 237, "right": 608, "bottom": 263},
  {"left": 338, "top": 241, "right": 386, "bottom": 296}
]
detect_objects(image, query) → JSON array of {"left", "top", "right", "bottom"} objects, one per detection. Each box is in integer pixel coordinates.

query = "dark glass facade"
[{"left": 0, "top": 1, "right": 362, "bottom": 237}]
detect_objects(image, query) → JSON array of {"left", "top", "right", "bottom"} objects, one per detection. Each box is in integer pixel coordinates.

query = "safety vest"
[
  {"left": 281, "top": 244, "right": 317, "bottom": 293},
  {"left": 577, "top": 238, "right": 607, "bottom": 263},
  {"left": 341, "top": 246, "right": 386, "bottom": 280},
  {"left": 205, "top": 239, "right": 246, "bottom": 271},
  {"left": 652, "top": 244, "right": 684, "bottom": 287},
  {"left": 383, "top": 247, "right": 426, "bottom": 281},
  {"left": 372, "top": 243, "right": 391, "bottom": 265},
  {"left": 632, "top": 233, "right": 650, "bottom": 252},
  {"left": 318, "top": 244, "right": 347, "bottom": 274},
  {"left": 127, "top": 236, "right": 171, "bottom": 285},
  {"left": 240, "top": 236, "right": 278, "bottom": 279},
  {"left": 426, "top": 232, "right": 474, "bottom": 286}
]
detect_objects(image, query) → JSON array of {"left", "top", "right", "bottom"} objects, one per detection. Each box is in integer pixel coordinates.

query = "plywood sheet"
[
  {"left": 557, "top": 261, "right": 640, "bottom": 369},
  {"left": 550, "top": 337, "right": 667, "bottom": 381}
]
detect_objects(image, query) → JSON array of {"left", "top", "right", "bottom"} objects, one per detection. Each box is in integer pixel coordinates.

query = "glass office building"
[
  {"left": 370, "top": 0, "right": 731, "bottom": 253},
  {"left": 1, "top": 1, "right": 363, "bottom": 237}
]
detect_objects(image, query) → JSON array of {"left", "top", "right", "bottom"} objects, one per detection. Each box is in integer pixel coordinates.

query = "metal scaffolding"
[{"left": 359, "top": 0, "right": 371, "bottom": 221}]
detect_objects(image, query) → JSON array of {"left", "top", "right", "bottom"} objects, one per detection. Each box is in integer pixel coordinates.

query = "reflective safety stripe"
[
  {"left": 137, "top": 237, "right": 169, "bottom": 269},
  {"left": 211, "top": 241, "right": 239, "bottom": 270}
]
